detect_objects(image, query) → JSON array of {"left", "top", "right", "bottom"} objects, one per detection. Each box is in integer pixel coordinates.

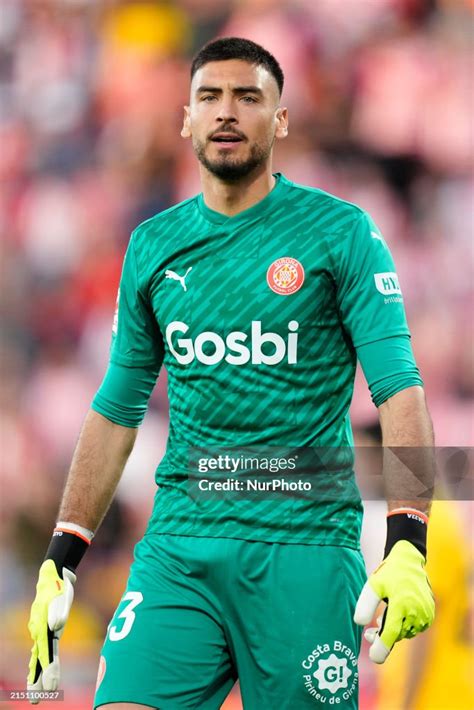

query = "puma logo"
[{"left": 165, "top": 267, "right": 192, "bottom": 292}]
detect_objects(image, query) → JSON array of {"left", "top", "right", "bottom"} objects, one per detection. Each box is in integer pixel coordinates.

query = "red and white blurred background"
[{"left": 0, "top": 1, "right": 472, "bottom": 708}]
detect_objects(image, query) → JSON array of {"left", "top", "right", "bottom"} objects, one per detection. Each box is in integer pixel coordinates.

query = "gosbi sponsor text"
[{"left": 165, "top": 321, "right": 299, "bottom": 366}]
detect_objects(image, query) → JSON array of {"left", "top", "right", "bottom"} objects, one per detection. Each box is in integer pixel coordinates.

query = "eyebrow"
[{"left": 196, "top": 85, "right": 263, "bottom": 96}]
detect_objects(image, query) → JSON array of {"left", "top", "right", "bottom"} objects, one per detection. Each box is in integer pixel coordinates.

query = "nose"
[{"left": 215, "top": 97, "right": 237, "bottom": 124}]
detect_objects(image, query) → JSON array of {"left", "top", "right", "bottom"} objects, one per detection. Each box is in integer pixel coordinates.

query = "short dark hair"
[{"left": 191, "top": 37, "right": 284, "bottom": 96}]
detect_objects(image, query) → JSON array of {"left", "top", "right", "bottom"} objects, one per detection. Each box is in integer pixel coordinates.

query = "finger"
[
  {"left": 27, "top": 642, "right": 40, "bottom": 686},
  {"left": 418, "top": 619, "right": 431, "bottom": 633},
  {"left": 367, "top": 607, "right": 392, "bottom": 663},
  {"left": 27, "top": 659, "right": 43, "bottom": 705},
  {"left": 378, "top": 606, "right": 388, "bottom": 636},
  {"left": 379, "top": 603, "right": 404, "bottom": 651},
  {"left": 368, "top": 634, "right": 391, "bottom": 664},
  {"left": 42, "top": 635, "right": 60, "bottom": 691},
  {"left": 48, "top": 570, "right": 75, "bottom": 632},
  {"left": 364, "top": 611, "right": 386, "bottom": 645},
  {"left": 364, "top": 627, "right": 378, "bottom": 644},
  {"left": 401, "top": 614, "right": 419, "bottom": 639},
  {"left": 354, "top": 581, "right": 381, "bottom": 626},
  {"left": 37, "top": 626, "right": 53, "bottom": 676}
]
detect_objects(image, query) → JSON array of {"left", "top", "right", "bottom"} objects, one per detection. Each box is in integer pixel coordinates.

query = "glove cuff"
[
  {"left": 44, "top": 525, "right": 92, "bottom": 576},
  {"left": 384, "top": 508, "right": 428, "bottom": 559}
]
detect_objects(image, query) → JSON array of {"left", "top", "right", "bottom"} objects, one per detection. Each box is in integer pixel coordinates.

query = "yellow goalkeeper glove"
[
  {"left": 27, "top": 524, "right": 92, "bottom": 703},
  {"left": 27, "top": 560, "right": 76, "bottom": 699},
  {"left": 354, "top": 508, "right": 435, "bottom": 663}
]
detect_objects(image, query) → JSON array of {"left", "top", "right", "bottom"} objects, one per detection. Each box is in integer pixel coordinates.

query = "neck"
[{"left": 199, "top": 164, "right": 276, "bottom": 217}]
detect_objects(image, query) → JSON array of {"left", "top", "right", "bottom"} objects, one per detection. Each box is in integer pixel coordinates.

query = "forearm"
[
  {"left": 379, "top": 385, "right": 435, "bottom": 515},
  {"left": 355, "top": 386, "right": 436, "bottom": 663},
  {"left": 58, "top": 408, "right": 138, "bottom": 532}
]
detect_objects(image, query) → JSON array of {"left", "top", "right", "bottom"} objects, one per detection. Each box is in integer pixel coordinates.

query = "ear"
[
  {"left": 275, "top": 107, "right": 289, "bottom": 140},
  {"left": 181, "top": 106, "right": 191, "bottom": 138}
]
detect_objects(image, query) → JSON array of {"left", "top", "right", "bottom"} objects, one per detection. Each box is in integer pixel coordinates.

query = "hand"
[
  {"left": 27, "top": 559, "right": 76, "bottom": 703},
  {"left": 354, "top": 540, "right": 435, "bottom": 663}
]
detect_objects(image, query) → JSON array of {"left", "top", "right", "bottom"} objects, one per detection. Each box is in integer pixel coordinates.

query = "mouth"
[{"left": 210, "top": 132, "right": 244, "bottom": 148}]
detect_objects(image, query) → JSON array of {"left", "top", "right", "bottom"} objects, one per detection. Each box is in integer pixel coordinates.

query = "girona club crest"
[{"left": 267, "top": 257, "right": 305, "bottom": 295}]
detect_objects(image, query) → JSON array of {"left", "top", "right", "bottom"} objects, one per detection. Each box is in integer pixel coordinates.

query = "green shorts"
[{"left": 94, "top": 534, "right": 366, "bottom": 709}]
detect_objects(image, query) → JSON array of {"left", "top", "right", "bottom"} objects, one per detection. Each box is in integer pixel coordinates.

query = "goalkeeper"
[{"left": 27, "top": 37, "right": 435, "bottom": 709}]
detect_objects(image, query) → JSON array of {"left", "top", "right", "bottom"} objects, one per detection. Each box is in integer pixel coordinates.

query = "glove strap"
[
  {"left": 384, "top": 507, "right": 428, "bottom": 559},
  {"left": 44, "top": 522, "right": 93, "bottom": 577}
]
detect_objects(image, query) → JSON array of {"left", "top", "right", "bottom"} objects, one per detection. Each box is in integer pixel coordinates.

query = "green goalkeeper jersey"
[{"left": 93, "top": 173, "right": 418, "bottom": 547}]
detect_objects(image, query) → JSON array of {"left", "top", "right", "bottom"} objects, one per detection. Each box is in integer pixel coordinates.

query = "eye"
[
  {"left": 201, "top": 95, "right": 217, "bottom": 102},
  {"left": 241, "top": 96, "right": 257, "bottom": 104}
]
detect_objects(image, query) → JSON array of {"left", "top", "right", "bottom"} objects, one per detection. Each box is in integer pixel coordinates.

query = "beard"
[{"left": 193, "top": 136, "right": 273, "bottom": 182}]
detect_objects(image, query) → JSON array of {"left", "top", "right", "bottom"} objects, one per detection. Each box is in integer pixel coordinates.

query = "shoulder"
[
  {"left": 282, "top": 176, "right": 367, "bottom": 229},
  {"left": 282, "top": 183, "right": 382, "bottom": 252},
  {"left": 131, "top": 195, "right": 199, "bottom": 247}
]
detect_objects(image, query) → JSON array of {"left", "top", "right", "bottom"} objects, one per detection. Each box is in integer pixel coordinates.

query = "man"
[{"left": 27, "top": 38, "right": 435, "bottom": 709}]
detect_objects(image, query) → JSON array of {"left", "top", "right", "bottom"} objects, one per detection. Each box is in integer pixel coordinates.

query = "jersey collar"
[{"left": 197, "top": 173, "right": 287, "bottom": 226}]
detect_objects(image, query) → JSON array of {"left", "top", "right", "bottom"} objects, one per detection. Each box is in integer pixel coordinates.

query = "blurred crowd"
[{"left": 0, "top": 0, "right": 473, "bottom": 707}]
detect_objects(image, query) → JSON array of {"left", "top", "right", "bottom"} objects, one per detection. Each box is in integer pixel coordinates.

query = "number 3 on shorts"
[{"left": 108, "top": 591, "right": 143, "bottom": 642}]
